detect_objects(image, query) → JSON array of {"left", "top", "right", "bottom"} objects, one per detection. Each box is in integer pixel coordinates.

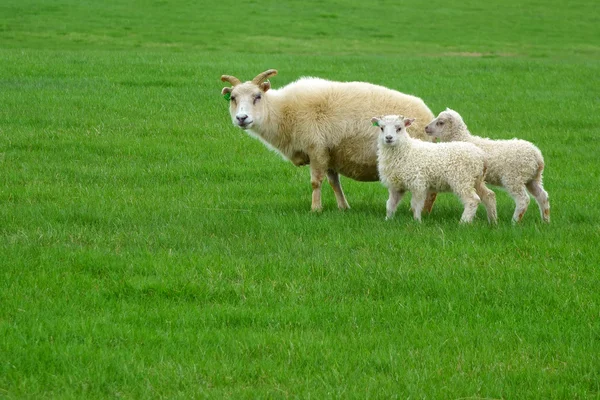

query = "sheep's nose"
[
  {"left": 236, "top": 114, "right": 248, "bottom": 123},
  {"left": 385, "top": 135, "right": 393, "bottom": 141}
]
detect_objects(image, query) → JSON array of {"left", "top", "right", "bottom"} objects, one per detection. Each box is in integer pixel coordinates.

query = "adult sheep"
[{"left": 220, "top": 69, "right": 436, "bottom": 212}]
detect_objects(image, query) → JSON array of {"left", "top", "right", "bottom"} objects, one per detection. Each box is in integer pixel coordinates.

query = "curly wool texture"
[
  {"left": 377, "top": 117, "right": 486, "bottom": 196},
  {"left": 375, "top": 115, "right": 497, "bottom": 223},
  {"left": 428, "top": 109, "right": 544, "bottom": 188},
  {"left": 426, "top": 109, "right": 550, "bottom": 222}
]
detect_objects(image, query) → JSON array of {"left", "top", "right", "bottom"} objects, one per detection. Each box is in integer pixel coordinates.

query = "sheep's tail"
[
  {"left": 534, "top": 161, "right": 544, "bottom": 184},
  {"left": 534, "top": 150, "right": 545, "bottom": 183}
]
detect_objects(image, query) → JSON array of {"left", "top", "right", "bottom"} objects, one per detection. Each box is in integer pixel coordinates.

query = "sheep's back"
[
  {"left": 469, "top": 136, "right": 544, "bottom": 186},
  {"left": 278, "top": 78, "right": 434, "bottom": 180}
]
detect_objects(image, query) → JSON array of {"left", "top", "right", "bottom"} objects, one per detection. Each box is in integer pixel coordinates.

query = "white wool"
[
  {"left": 221, "top": 70, "right": 435, "bottom": 212},
  {"left": 425, "top": 109, "right": 550, "bottom": 223},
  {"left": 375, "top": 115, "right": 497, "bottom": 223}
]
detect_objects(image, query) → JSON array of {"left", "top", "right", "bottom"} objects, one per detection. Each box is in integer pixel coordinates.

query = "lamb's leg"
[
  {"left": 386, "top": 188, "right": 405, "bottom": 220},
  {"left": 458, "top": 190, "right": 481, "bottom": 224},
  {"left": 506, "top": 184, "right": 530, "bottom": 223},
  {"left": 326, "top": 169, "right": 350, "bottom": 210},
  {"left": 423, "top": 192, "right": 437, "bottom": 214},
  {"left": 526, "top": 180, "right": 550, "bottom": 223},
  {"left": 410, "top": 191, "right": 427, "bottom": 222},
  {"left": 476, "top": 181, "right": 497, "bottom": 224}
]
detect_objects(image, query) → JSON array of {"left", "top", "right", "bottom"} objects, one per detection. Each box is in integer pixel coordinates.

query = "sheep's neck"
[
  {"left": 465, "top": 132, "right": 491, "bottom": 146},
  {"left": 447, "top": 127, "right": 472, "bottom": 142}
]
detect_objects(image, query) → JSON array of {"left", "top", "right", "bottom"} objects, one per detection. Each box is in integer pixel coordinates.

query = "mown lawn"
[{"left": 1, "top": 0, "right": 599, "bottom": 398}]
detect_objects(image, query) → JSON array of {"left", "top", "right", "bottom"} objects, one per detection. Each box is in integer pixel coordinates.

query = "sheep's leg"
[
  {"left": 506, "top": 184, "right": 530, "bottom": 223},
  {"left": 386, "top": 188, "right": 405, "bottom": 220},
  {"left": 476, "top": 181, "right": 497, "bottom": 224},
  {"left": 309, "top": 156, "right": 329, "bottom": 212},
  {"left": 458, "top": 190, "right": 481, "bottom": 224},
  {"left": 423, "top": 192, "right": 437, "bottom": 214},
  {"left": 526, "top": 180, "right": 550, "bottom": 223},
  {"left": 410, "top": 191, "right": 427, "bottom": 222},
  {"left": 310, "top": 168, "right": 325, "bottom": 212},
  {"left": 326, "top": 169, "right": 350, "bottom": 210}
]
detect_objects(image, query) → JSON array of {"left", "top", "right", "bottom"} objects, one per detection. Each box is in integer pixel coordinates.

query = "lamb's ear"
[
  {"left": 260, "top": 80, "right": 271, "bottom": 92},
  {"left": 371, "top": 117, "right": 380, "bottom": 127},
  {"left": 221, "top": 87, "right": 232, "bottom": 101},
  {"left": 404, "top": 118, "right": 415, "bottom": 127}
]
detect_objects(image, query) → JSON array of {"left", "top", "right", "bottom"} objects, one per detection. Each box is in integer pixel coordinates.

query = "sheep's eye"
[
  {"left": 230, "top": 96, "right": 236, "bottom": 103},
  {"left": 253, "top": 94, "right": 261, "bottom": 104},
  {"left": 396, "top": 127, "right": 402, "bottom": 132},
  {"left": 380, "top": 127, "right": 384, "bottom": 132}
]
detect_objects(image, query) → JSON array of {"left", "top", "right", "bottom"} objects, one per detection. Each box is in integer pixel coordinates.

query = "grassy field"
[{"left": 1, "top": 0, "right": 600, "bottom": 398}]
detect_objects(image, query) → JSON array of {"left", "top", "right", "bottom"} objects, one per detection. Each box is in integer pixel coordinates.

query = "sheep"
[
  {"left": 373, "top": 115, "right": 497, "bottom": 224},
  {"left": 220, "top": 69, "right": 438, "bottom": 212},
  {"left": 425, "top": 108, "right": 550, "bottom": 223}
]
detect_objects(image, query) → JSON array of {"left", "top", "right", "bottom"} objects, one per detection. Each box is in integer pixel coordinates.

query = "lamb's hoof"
[{"left": 543, "top": 210, "right": 550, "bottom": 223}]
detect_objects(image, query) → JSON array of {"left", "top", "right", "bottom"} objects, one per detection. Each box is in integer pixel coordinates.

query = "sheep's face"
[
  {"left": 371, "top": 115, "right": 414, "bottom": 147},
  {"left": 425, "top": 109, "right": 464, "bottom": 140},
  {"left": 425, "top": 115, "right": 450, "bottom": 138},
  {"left": 222, "top": 81, "right": 271, "bottom": 130}
]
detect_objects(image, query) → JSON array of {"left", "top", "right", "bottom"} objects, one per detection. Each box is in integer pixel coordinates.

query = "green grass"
[{"left": 1, "top": 0, "right": 600, "bottom": 398}]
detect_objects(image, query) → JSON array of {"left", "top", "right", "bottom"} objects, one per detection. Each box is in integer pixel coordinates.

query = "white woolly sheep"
[
  {"left": 373, "top": 115, "right": 497, "bottom": 223},
  {"left": 425, "top": 108, "right": 550, "bottom": 223},
  {"left": 220, "top": 69, "right": 437, "bottom": 212}
]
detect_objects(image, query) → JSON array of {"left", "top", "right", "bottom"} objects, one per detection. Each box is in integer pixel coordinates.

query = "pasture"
[{"left": 1, "top": 0, "right": 599, "bottom": 398}]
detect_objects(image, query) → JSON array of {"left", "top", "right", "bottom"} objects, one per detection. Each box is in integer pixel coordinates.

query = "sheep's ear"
[
  {"left": 371, "top": 117, "right": 380, "bottom": 127},
  {"left": 404, "top": 118, "right": 415, "bottom": 127},
  {"left": 260, "top": 80, "right": 271, "bottom": 92},
  {"left": 221, "top": 87, "right": 232, "bottom": 101}
]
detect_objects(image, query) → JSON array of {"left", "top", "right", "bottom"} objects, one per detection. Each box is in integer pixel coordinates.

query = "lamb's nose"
[
  {"left": 236, "top": 114, "right": 248, "bottom": 123},
  {"left": 385, "top": 135, "right": 393, "bottom": 141}
]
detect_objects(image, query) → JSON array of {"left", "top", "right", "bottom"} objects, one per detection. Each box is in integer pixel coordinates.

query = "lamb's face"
[
  {"left": 425, "top": 115, "right": 449, "bottom": 138},
  {"left": 371, "top": 115, "right": 414, "bottom": 147},
  {"left": 223, "top": 82, "right": 269, "bottom": 130},
  {"left": 425, "top": 109, "right": 463, "bottom": 140}
]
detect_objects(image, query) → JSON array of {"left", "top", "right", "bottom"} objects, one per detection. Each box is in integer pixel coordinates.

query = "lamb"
[
  {"left": 373, "top": 115, "right": 497, "bottom": 224},
  {"left": 425, "top": 109, "right": 550, "bottom": 223},
  {"left": 220, "top": 69, "right": 437, "bottom": 212}
]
